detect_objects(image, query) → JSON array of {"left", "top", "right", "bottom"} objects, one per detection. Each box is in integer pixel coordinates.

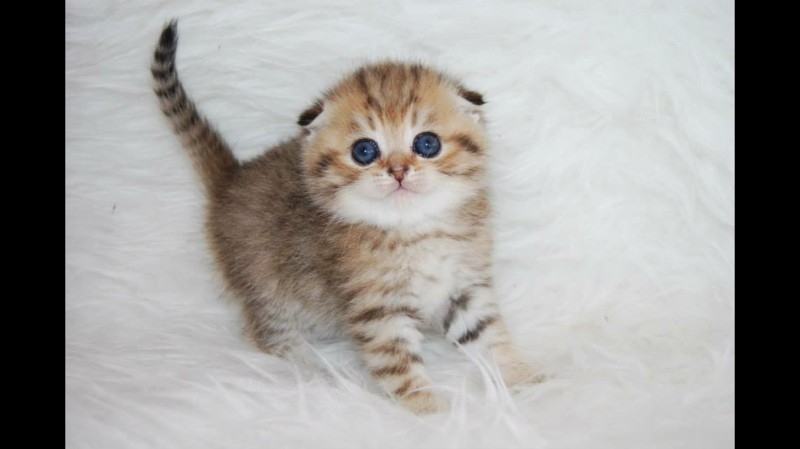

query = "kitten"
[{"left": 151, "top": 20, "right": 538, "bottom": 414}]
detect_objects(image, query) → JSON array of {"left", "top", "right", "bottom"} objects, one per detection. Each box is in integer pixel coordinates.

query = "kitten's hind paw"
[
  {"left": 501, "top": 361, "right": 547, "bottom": 387},
  {"left": 398, "top": 390, "right": 449, "bottom": 415}
]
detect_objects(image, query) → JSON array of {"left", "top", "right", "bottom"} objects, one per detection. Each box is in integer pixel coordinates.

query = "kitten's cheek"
[{"left": 361, "top": 179, "right": 394, "bottom": 199}]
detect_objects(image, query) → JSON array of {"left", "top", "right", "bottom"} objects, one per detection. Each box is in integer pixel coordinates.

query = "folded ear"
[
  {"left": 458, "top": 87, "right": 485, "bottom": 106},
  {"left": 456, "top": 86, "right": 485, "bottom": 123},
  {"left": 297, "top": 99, "right": 323, "bottom": 126}
]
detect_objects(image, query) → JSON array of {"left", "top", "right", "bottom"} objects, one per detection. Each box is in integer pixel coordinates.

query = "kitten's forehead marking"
[{"left": 346, "top": 64, "right": 450, "bottom": 128}]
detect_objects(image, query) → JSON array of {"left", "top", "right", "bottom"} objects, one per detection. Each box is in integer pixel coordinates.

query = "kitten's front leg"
[
  {"left": 347, "top": 303, "right": 446, "bottom": 414},
  {"left": 443, "top": 285, "right": 541, "bottom": 387}
]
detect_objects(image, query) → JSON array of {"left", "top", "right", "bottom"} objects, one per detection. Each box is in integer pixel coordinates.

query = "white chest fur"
[{"left": 398, "top": 236, "right": 480, "bottom": 328}]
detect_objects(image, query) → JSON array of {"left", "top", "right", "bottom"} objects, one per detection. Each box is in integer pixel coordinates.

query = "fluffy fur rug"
[{"left": 65, "top": 0, "right": 734, "bottom": 447}]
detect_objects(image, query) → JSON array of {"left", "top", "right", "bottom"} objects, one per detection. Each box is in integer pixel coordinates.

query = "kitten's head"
[{"left": 297, "top": 62, "right": 488, "bottom": 229}]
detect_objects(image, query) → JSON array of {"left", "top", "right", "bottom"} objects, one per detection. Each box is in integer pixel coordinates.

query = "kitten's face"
[{"left": 300, "top": 63, "right": 488, "bottom": 229}]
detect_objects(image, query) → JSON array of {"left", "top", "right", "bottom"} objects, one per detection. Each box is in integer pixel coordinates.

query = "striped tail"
[{"left": 151, "top": 20, "right": 239, "bottom": 197}]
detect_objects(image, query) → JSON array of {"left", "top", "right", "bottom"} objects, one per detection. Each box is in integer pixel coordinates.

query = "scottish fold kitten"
[{"left": 152, "top": 20, "right": 538, "bottom": 414}]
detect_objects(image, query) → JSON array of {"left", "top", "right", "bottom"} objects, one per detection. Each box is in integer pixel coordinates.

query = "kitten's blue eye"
[
  {"left": 413, "top": 132, "right": 441, "bottom": 158},
  {"left": 351, "top": 139, "right": 380, "bottom": 166}
]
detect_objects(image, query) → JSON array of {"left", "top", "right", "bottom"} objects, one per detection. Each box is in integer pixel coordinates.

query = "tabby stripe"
[
  {"left": 393, "top": 379, "right": 415, "bottom": 396},
  {"left": 154, "top": 78, "right": 179, "bottom": 98},
  {"left": 356, "top": 70, "right": 378, "bottom": 108},
  {"left": 472, "top": 280, "right": 492, "bottom": 289},
  {"left": 401, "top": 352, "right": 424, "bottom": 365},
  {"left": 447, "top": 165, "right": 481, "bottom": 178},
  {"left": 175, "top": 111, "right": 200, "bottom": 134},
  {"left": 166, "top": 102, "right": 187, "bottom": 118},
  {"left": 313, "top": 154, "right": 333, "bottom": 176},
  {"left": 399, "top": 230, "right": 471, "bottom": 247},
  {"left": 409, "top": 65, "right": 421, "bottom": 83},
  {"left": 154, "top": 48, "right": 175, "bottom": 64},
  {"left": 456, "top": 315, "right": 497, "bottom": 345},
  {"left": 351, "top": 332, "right": 373, "bottom": 345},
  {"left": 368, "top": 349, "right": 423, "bottom": 367},
  {"left": 150, "top": 66, "right": 173, "bottom": 81},
  {"left": 455, "top": 134, "right": 482, "bottom": 154},
  {"left": 355, "top": 69, "right": 369, "bottom": 91},
  {"left": 372, "top": 363, "right": 410, "bottom": 377},
  {"left": 365, "top": 94, "right": 378, "bottom": 110},
  {"left": 378, "top": 69, "right": 388, "bottom": 90},
  {"left": 186, "top": 124, "right": 212, "bottom": 145},
  {"left": 443, "top": 292, "right": 472, "bottom": 333},
  {"left": 349, "top": 306, "right": 420, "bottom": 324},
  {"left": 371, "top": 354, "right": 424, "bottom": 378},
  {"left": 164, "top": 90, "right": 190, "bottom": 115},
  {"left": 442, "top": 311, "right": 456, "bottom": 334},
  {"left": 366, "top": 338, "right": 409, "bottom": 354}
]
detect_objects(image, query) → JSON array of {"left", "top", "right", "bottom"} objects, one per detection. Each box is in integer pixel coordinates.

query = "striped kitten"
[{"left": 152, "top": 21, "right": 538, "bottom": 414}]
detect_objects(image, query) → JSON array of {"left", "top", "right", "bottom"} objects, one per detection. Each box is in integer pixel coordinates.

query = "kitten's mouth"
[{"left": 388, "top": 184, "right": 416, "bottom": 197}]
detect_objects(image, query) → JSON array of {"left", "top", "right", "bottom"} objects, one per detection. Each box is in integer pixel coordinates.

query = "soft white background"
[{"left": 65, "top": 0, "right": 734, "bottom": 448}]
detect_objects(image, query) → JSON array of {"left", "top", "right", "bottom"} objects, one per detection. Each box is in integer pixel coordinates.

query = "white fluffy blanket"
[{"left": 65, "top": 0, "right": 734, "bottom": 447}]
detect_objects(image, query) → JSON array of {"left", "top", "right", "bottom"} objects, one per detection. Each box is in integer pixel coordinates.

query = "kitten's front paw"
[
  {"left": 399, "top": 390, "right": 448, "bottom": 415},
  {"left": 501, "top": 361, "right": 545, "bottom": 387}
]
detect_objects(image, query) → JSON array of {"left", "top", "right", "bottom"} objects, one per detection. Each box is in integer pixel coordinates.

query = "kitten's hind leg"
[
  {"left": 443, "top": 286, "right": 541, "bottom": 387},
  {"left": 242, "top": 298, "right": 303, "bottom": 356},
  {"left": 347, "top": 303, "right": 447, "bottom": 414}
]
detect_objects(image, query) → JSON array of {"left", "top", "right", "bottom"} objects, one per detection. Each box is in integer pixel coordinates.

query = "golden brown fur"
[{"left": 152, "top": 20, "right": 538, "bottom": 414}]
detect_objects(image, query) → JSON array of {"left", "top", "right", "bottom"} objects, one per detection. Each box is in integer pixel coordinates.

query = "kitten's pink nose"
[{"left": 389, "top": 165, "right": 408, "bottom": 182}]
